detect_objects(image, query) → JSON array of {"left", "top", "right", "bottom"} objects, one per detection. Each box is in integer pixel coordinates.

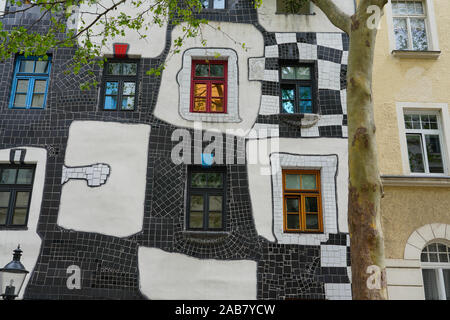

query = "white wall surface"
[
  {"left": 138, "top": 247, "right": 257, "bottom": 300},
  {"left": 0, "top": 147, "right": 47, "bottom": 299},
  {"left": 77, "top": 0, "right": 167, "bottom": 58},
  {"left": 258, "top": 0, "right": 355, "bottom": 33},
  {"left": 58, "top": 121, "right": 150, "bottom": 237},
  {"left": 154, "top": 22, "right": 264, "bottom": 136},
  {"left": 247, "top": 138, "right": 348, "bottom": 242}
]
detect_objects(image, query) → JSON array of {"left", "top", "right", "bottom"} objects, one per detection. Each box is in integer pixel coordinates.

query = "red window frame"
[{"left": 190, "top": 60, "right": 227, "bottom": 114}]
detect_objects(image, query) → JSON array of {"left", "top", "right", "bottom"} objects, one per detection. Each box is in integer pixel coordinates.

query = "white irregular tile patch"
[
  {"left": 138, "top": 247, "right": 257, "bottom": 300},
  {"left": 58, "top": 121, "right": 150, "bottom": 237},
  {"left": 325, "top": 283, "right": 352, "bottom": 300},
  {"left": 320, "top": 245, "right": 347, "bottom": 267},
  {"left": 62, "top": 163, "right": 111, "bottom": 187}
]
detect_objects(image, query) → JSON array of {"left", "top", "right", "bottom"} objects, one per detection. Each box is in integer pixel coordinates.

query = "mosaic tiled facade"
[{"left": 0, "top": 0, "right": 352, "bottom": 300}]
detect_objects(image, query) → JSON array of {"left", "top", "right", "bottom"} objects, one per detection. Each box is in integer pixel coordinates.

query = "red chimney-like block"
[{"left": 113, "top": 43, "right": 129, "bottom": 59}]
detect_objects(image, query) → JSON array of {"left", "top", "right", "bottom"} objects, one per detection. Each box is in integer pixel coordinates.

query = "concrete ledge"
[
  {"left": 392, "top": 50, "right": 441, "bottom": 59},
  {"left": 381, "top": 175, "right": 450, "bottom": 187}
]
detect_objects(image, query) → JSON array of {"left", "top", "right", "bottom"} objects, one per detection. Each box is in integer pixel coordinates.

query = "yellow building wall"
[{"left": 373, "top": 0, "right": 450, "bottom": 259}]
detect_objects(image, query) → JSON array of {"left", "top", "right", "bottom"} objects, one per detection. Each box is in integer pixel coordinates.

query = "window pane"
[
  {"left": 201, "top": 0, "right": 209, "bottom": 8},
  {"left": 281, "top": 88, "right": 295, "bottom": 100},
  {"left": 286, "top": 198, "right": 299, "bottom": 212},
  {"left": 406, "top": 1, "right": 416, "bottom": 14},
  {"left": 189, "top": 211, "right": 203, "bottom": 228},
  {"left": 194, "top": 83, "right": 207, "bottom": 97},
  {"left": 34, "top": 80, "right": 47, "bottom": 93},
  {"left": 410, "top": 18, "right": 428, "bottom": 51},
  {"left": 211, "top": 84, "right": 224, "bottom": 97},
  {"left": 209, "top": 195, "right": 222, "bottom": 211},
  {"left": 443, "top": 269, "right": 450, "bottom": 300},
  {"left": 122, "top": 63, "right": 137, "bottom": 76},
  {"left": 421, "top": 114, "right": 438, "bottom": 129},
  {"left": 302, "top": 174, "right": 316, "bottom": 189},
  {"left": 295, "top": 67, "right": 311, "bottom": 80},
  {"left": 121, "top": 96, "right": 135, "bottom": 110},
  {"left": 209, "top": 211, "right": 222, "bottom": 228},
  {"left": 191, "top": 173, "right": 207, "bottom": 187},
  {"left": 425, "top": 135, "right": 444, "bottom": 173},
  {"left": 104, "top": 96, "right": 117, "bottom": 110},
  {"left": 0, "top": 192, "right": 10, "bottom": 207},
  {"left": 429, "top": 253, "right": 438, "bottom": 262},
  {"left": 13, "top": 94, "right": 27, "bottom": 108},
  {"left": 282, "top": 101, "right": 295, "bottom": 114},
  {"left": 306, "top": 214, "right": 319, "bottom": 230},
  {"left": 299, "top": 86, "right": 312, "bottom": 100},
  {"left": 406, "top": 134, "right": 425, "bottom": 173},
  {"left": 439, "top": 254, "right": 449, "bottom": 263},
  {"left": 305, "top": 197, "right": 318, "bottom": 213},
  {"left": 394, "top": 18, "right": 409, "bottom": 50},
  {"left": 12, "top": 208, "right": 27, "bottom": 225},
  {"left": 105, "top": 82, "right": 119, "bottom": 95},
  {"left": 210, "top": 64, "right": 224, "bottom": 77},
  {"left": 16, "top": 79, "right": 29, "bottom": 93},
  {"left": 193, "top": 98, "right": 207, "bottom": 112},
  {"left": 300, "top": 100, "right": 313, "bottom": 113},
  {"left": 281, "top": 67, "right": 296, "bottom": 80},
  {"left": 213, "top": 0, "right": 225, "bottom": 9},
  {"left": 285, "top": 174, "right": 300, "bottom": 189},
  {"left": 422, "top": 269, "right": 440, "bottom": 300},
  {"left": 17, "top": 169, "right": 33, "bottom": 184},
  {"left": 35, "top": 60, "right": 49, "bottom": 73},
  {"left": 207, "top": 173, "right": 222, "bottom": 188},
  {"left": 392, "top": 1, "right": 407, "bottom": 15},
  {"left": 15, "top": 192, "right": 30, "bottom": 207},
  {"left": 211, "top": 98, "right": 224, "bottom": 112},
  {"left": 0, "top": 169, "right": 17, "bottom": 184},
  {"left": 287, "top": 214, "right": 300, "bottom": 230},
  {"left": 414, "top": 1, "right": 424, "bottom": 14},
  {"left": 123, "top": 82, "right": 135, "bottom": 95},
  {"left": 421, "top": 253, "right": 428, "bottom": 262},
  {"left": 31, "top": 94, "right": 45, "bottom": 107},
  {"left": 0, "top": 208, "right": 7, "bottom": 225},
  {"left": 107, "top": 63, "right": 122, "bottom": 75},
  {"left": 19, "top": 60, "right": 35, "bottom": 73},
  {"left": 404, "top": 114, "right": 421, "bottom": 129},
  {"left": 195, "top": 64, "right": 209, "bottom": 77},
  {"left": 190, "top": 195, "right": 204, "bottom": 211}
]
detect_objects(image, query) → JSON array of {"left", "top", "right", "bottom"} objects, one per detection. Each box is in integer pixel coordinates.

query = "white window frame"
[
  {"left": 421, "top": 241, "right": 450, "bottom": 300},
  {"left": 0, "top": 0, "right": 6, "bottom": 14},
  {"left": 386, "top": 0, "right": 440, "bottom": 52},
  {"left": 396, "top": 102, "right": 450, "bottom": 176}
]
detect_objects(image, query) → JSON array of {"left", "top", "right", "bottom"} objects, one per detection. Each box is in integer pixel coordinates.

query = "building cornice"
[{"left": 381, "top": 175, "right": 450, "bottom": 187}]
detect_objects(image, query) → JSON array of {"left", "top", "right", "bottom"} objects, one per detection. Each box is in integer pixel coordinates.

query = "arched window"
[{"left": 421, "top": 242, "right": 450, "bottom": 300}]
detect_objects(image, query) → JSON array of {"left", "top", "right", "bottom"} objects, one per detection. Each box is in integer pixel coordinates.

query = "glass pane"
[
  {"left": 12, "top": 208, "right": 27, "bottom": 225},
  {"left": 207, "top": 173, "right": 222, "bottom": 188},
  {"left": 425, "top": 135, "right": 444, "bottom": 173},
  {"left": 0, "top": 169, "right": 17, "bottom": 184},
  {"left": 305, "top": 197, "right": 318, "bottom": 213},
  {"left": 429, "top": 243, "right": 438, "bottom": 252},
  {"left": 107, "top": 63, "right": 121, "bottom": 75},
  {"left": 33, "top": 80, "right": 47, "bottom": 93},
  {"left": 295, "top": 67, "right": 311, "bottom": 80},
  {"left": 411, "top": 18, "right": 428, "bottom": 51},
  {"left": 300, "top": 100, "right": 313, "bottom": 113},
  {"left": 122, "top": 63, "right": 137, "bottom": 76},
  {"left": 16, "top": 79, "right": 29, "bottom": 93},
  {"left": 282, "top": 101, "right": 295, "bottom": 114},
  {"left": 406, "top": 134, "right": 425, "bottom": 173},
  {"left": 210, "top": 64, "right": 224, "bottom": 77},
  {"left": 394, "top": 18, "right": 409, "bottom": 50},
  {"left": 286, "top": 214, "right": 300, "bottom": 230},
  {"left": 211, "top": 84, "right": 224, "bottom": 97},
  {"left": 429, "top": 253, "right": 438, "bottom": 262},
  {"left": 17, "top": 169, "right": 33, "bottom": 184},
  {"left": 15, "top": 192, "right": 30, "bottom": 207},
  {"left": 213, "top": 0, "right": 225, "bottom": 9},
  {"left": 211, "top": 99, "right": 224, "bottom": 112},
  {"left": 35, "top": 60, "right": 49, "bottom": 73},
  {"left": 105, "top": 82, "right": 119, "bottom": 95},
  {"left": 13, "top": 94, "right": 27, "bottom": 107},
  {"left": 195, "top": 64, "right": 209, "bottom": 77},
  {"left": 121, "top": 96, "right": 135, "bottom": 110},
  {"left": 404, "top": 114, "right": 421, "bottom": 129},
  {"left": 306, "top": 214, "right": 319, "bottom": 230},
  {"left": 281, "top": 88, "right": 295, "bottom": 100},
  {"left": 421, "top": 114, "right": 438, "bottom": 129},
  {"left": 193, "top": 98, "right": 207, "bottom": 112},
  {"left": 299, "top": 86, "right": 312, "bottom": 100},
  {"left": 190, "top": 195, "right": 204, "bottom": 211},
  {"left": 443, "top": 269, "right": 450, "bottom": 300},
  {"left": 437, "top": 244, "right": 447, "bottom": 253},
  {"left": 191, "top": 173, "right": 207, "bottom": 187},
  {"left": 0, "top": 192, "right": 10, "bottom": 207},
  {"left": 285, "top": 174, "right": 300, "bottom": 189},
  {"left": 202, "top": 0, "right": 209, "bottom": 8},
  {"left": 439, "top": 254, "right": 449, "bottom": 263},
  {"left": 414, "top": 1, "right": 424, "bottom": 14},
  {"left": 406, "top": 1, "right": 416, "bottom": 14},
  {"left": 394, "top": 1, "right": 407, "bottom": 15},
  {"left": 209, "top": 211, "right": 222, "bottom": 228},
  {"left": 281, "top": 67, "right": 296, "bottom": 80},
  {"left": 194, "top": 83, "right": 207, "bottom": 97},
  {"left": 209, "top": 195, "right": 222, "bottom": 211},
  {"left": 286, "top": 198, "right": 299, "bottom": 212},
  {"left": 421, "top": 252, "right": 428, "bottom": 262},
  {"left": 31, "top": 94, "right": 44, "bottom": 107},
  {"left": 0, "top": 208, "right": 7, "bottom": 225},
  {"left": 189, "top": 211, "right": 203, "bottom": 228},
  {"left": 422, "top": 269, "right": 440, "bottom": 300},
  {"left": 19, "top": 60, "right": 35, "bottom": 73},
  {"left": 123, "top": 82, "right": 135, "bottom": 95},
  {"left": 104, "top": 96, "right": 117, "bottom": 110},
  {"left": 302, "top": 174, "right": 316, "bottom": 189}
]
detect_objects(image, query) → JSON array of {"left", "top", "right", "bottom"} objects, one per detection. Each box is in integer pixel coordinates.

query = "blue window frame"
[{"left": 9, "top": 56, "right": 52, "bottom": 109}]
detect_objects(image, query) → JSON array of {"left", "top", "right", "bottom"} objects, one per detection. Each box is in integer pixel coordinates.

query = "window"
[
  {"left": 392, "top": 1, "right": 429, "bottom": 51},
  {"left": 9, "top": 56, "right": 51, "bottom": 109},
  {"left": 276, "top": 0, "right": 311, "bottom": 14},
  {"left": 201, "top": 0, "right": 226, "bottom": 9},
  {"left": 404, "top": 111, "right": 445, "bottom": 174},
  {"left": 421, "top": 242, "right": 450, "bottom": 300},
  {"left": 280, "top": 64, "right": 315, "bottom": 114},
  {"left": 186, "top": 167, "right": 226, "bottom": 231},
  {"left": 282, "top": 170, "right": 323, "bottom": 233},
  {"left": 101, "top": 60, "right": 139, "bottom": 110},
  {"left": 190, "top": 60, "right": 227, "bottom": 113},
  {"left": 0, "top": 164, "right": 35, "bottom": 227}
]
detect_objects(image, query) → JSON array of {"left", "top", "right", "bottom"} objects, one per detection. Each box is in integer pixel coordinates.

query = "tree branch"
[{"left": 310, "top": 0, "right": 352, "bottom": 34}]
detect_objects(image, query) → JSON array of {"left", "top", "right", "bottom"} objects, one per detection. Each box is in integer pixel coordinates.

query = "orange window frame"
[{"left": 282, "top": 169, "right": 323, "bottom": 233}]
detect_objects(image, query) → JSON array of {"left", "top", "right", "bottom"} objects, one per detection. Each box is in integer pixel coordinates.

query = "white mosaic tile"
[
  {"left": 275, "top": 33, "right": 297, "bottom": 44},
  {"left": 317, "top": 33, "right": 343, "bottom": 51}
]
